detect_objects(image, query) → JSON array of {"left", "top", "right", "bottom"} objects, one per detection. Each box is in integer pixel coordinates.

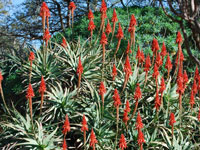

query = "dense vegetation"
[{"left": 0, "top": 1, "right": 200, "bottom": 150}]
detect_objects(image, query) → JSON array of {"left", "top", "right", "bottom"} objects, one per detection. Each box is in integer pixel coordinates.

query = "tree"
[{"left": 159, "top": 0, "right": 200, "bottom": 66}]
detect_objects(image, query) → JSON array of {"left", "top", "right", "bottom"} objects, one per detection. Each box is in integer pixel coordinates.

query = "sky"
[{"left": 12, "top": 0, "right": 24, "bottom": 5}]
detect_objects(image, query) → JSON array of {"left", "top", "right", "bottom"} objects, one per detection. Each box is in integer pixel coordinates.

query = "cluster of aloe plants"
[{"left": 1, "top": 0, "right": 200, "bottom": 150}]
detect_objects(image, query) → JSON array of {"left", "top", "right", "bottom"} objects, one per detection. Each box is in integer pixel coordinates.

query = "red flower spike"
[
  {"left": 123, "top": 110, "right": 129, "bottom": 125},
  {"left": 99, "top": 81, "right": 106, "bottom": 96},
  {"left": 183, "top": 70, "right": 188, "bottom": 86},
  {"left": 195, "top": 67, "right": 199, "bottom": 81},
  {"left": 139, "top": 50, "right": 145, "bottom": 64},
  {"left": 151, "top": 38, "right": 160, "bottom": 53},
  {"left": 100, "top": 32, "right": 108, "bottom": 45},
  {"left": 77, "top": 56, "right": 83, "bottom": 75},
  {"left": 190, "top": 90, "right": 195, "bottom": 109},
  {"left": 126, "top": 40, "right": 131, "bottom": 54},
  {"left": 40, "top": 2, "right": 50, "bottom": 17},
  {"left": 39, "top": 76, "right": 46, "bottom": 94},
  {"left": 63, "top": 138, "right": 67, "bottom": 150},
  {"left": 62, "top": 114, "right": 70, "bottom": 135},
  {"left": 90, "top": 129, "right": 98, "bottom": 149},
  {"left": 134, "top": 83, "right": 142, "bottom": 100},
  {"left": 88, "top": 9, "right": 94, "bottom": 20},
  {"left": 155, "top": 90, "right": 161, "bottom": 111},
  {"left": 144, "top": 55, "right": 151, "bottom": 72},
  {"left": 176, "top": 69, "right": 184, "bottom": 95},
  {"left": 124, "top": 55, "right": 132, "bottom": 78},
  {"left": 61, "top": 38, "right": 67, "bottom": 48},
  {"left": 81, "top": 115, "right": 88, "bottom": 132},
  {"left": 26, "top": 84, "right": 35, "bottom": 99},
  {"left": 112, "top": 89, "right": 121, "bottom": 108},
  {"left": 29, "top": 52, "right": 35, "bottom": 62},
  {"left": 112, "top": 64, "right": 117, "bottom": 80},
  {"left": 100, "top": 0, "right": 107, "bottom": 14},
  {"left": 69, "top": 2, "right": 76, "bottom": 11},
  {"left": 119, "top": 134, "right": 127, "bottom": 150},
  {"left": 43, "top": 28, "right": 51, "bottom": 45},
  {"left": 136, "top": 46, "right": 141, "bottom": 61},
  {"left": 161, "top": 42, "right": 167, "bottom": 58},
  {"left": 105, "top": 19, "right": 112, "bottom": 35},
  {"left": 152, "top": 64, "right": 159, "bottom": 80},
  {"left": 136, "top": 112, "right": 143, "bottom": 130},
  {"left": 155, "top": 52, "right": 162, "bottom": 67},
  {"left": 116, "top": 23, "right": 124, "bottom": 40},
  {"left": 137, "top": 129, "right": 145, "bottom": 147},
  {"left": 125, "top": 100, "right": 130, "bottom": 113},
  {"left": 112, "top": 9, "right": 118, "bottom": 23},
  {"left": 159, "top": 77, "right": 166, "bottom": 94},
  {"left": 169, "top": 112, "right": 176, "bottom": 126},
  {"left": 176, "top": 31, "right": 183, "bottom": 44},
  {"left": 128, "top": 14, "right": 137, "bottom": 32},
  {"left": 192, "top": 79, "right": 198, "bottom": 95},
  {"left": 165, "top": 53, "right": 172, "bottom": 72},
  {"left": 180, "top": 49, "right": 184, "bottom": 62},
  {"left": 198, "top": 107, "right": 200, "bottom": 121},
  {"left": 88, "top": 19, "right": 96, "bottom": 31}
]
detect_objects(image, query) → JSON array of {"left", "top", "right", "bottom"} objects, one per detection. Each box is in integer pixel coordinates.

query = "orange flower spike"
[
  {"left": 62, "top": 138, "right": 67, "bottom": 150},
  {"left": 88, "top": 9, "right": 94, "bottom": 20},
  {"left": 123, "top": 55, "right": 132, "bottom": 91},
  {"left": 183, "top": 70, "right": 188, "bottom": 86},
  {"left": 77, "top": 56, "right": 83, "bottom": 90},
  {"left": 137, "top": 129, "right": 145, "bottom": 150},
  {"left": 159, "top": 77, "right": 166, "bottom": 94},
  {"left": 155, "top": 90, "right": 161, "bottom": 112},
  {"left": 123, "top": 110, "right": 129, "bottom": 126},
  {"left": 134, "top": 83, "right": 142, "bottom": 101},
  {"left": 99, "top": 81, "right": 106, "bottom": 106},
  {"left": 125, "top": 100, "right": 130, "bottom": 113},
  {"left": 111, "top": 9, "right": 118, "bottom": 39},
  {"left": 194, "top": 66, "right": 199, "bottom": 81},
  {"left": 69, "top": 2, "right": 76, "bottom": 15},
  {"left": 152, "top": 64, "right": 159, "bottom": 87},
  {"left": 155, "top": 52, "right": 162, "bottom": 67},
  {"left": 128, "top": 14, "right": 137, "bottom": 49},
  {"left": 136, "top": 112, "right": 143, "bottom": 130},
  {"left": 115, "top": 22, "right": 124, "bottom": 55},
  {"left": 43, "top": 28, "right": 51, "bottom": 46},
  {"left": 29, "top": 51, "right": 35, "bottom": 67},
  {"left": 100, "top": 0, "right": 107, "bottom": 31},
  {"left": 81, "top": 114, "right": 88, "bottom": 146},
  {"left": 113, "top": 89, "right": 121, "bottom": 108},
  {"left": 132, "top": 83, "right": 142, "bottom": 117},
  {"left": 39, "top": 76, "right": 46, "bottom": 114},
  {"left": 139, "top": 50, "right": 145, "bottom": 66},
  {"left": 40, "top": 2, "right": 50, "bottom": 31},
  {"left": 190, "top": 90, "right": 195, "bottom": 110},
  {"left": 169, "top": 112, "right": 176, "bottom": 126},
  {"left": 119, "top": 134, "right": 127, "bottom": 150},
  {"left": 62, "top": 114, "right": 70, "bottom": 136},
  {"left": 105, "top": 19, "right": 112, "bottom": 36},
  {"left": 26, "top": 84, "right": 35, "bottom": 118},
  {"left": 176, "top": 31, "right": 183, "bottom": 44},
  {"left": 165, "top": 53, "right": 172, "bottom": 78},
  {"left": 61, "top": 38, "right": 67, "bottom": 48},
  {"left": 161, "top": 42, "right": 167, "bottom": 60},
  {"left": 88, "top": 19, "right": 96, "bottom": 39},
  {"left": 100, "top": 0, "right": 107, "bottom": 14},
  {"left": 90, "top": 129, "right": 98, "bottom": 150},
  {"left": 112, "top": 64, "right": 117, "bottom": 80},
  {"left": 100, "top": 32, "right": 107, "bottom": 65},
  {"left": 192, "top": 79, "right": 198, "bottom": 95},
  {"left": 151, "top": 38, "right": 159, "bottom": 62}
]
